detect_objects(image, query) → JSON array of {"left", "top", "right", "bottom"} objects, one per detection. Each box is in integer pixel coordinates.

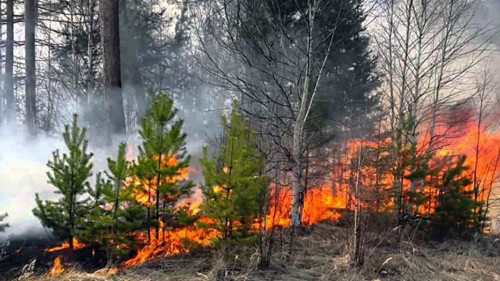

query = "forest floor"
[{"left": 20, "top": 223, "right": 500, "bottom": 281}]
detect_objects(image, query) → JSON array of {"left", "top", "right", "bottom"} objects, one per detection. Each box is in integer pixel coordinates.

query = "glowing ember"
[
  {"left": 46, "top": 238, "right": 86, "bottom": 252},
  {"left": 48, "top": 257, "right": 64, "bottom": 277}
]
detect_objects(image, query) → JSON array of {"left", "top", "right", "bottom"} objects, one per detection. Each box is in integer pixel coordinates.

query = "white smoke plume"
[{"left": 0, "top": 125, "right": 63, "bottom": 240}]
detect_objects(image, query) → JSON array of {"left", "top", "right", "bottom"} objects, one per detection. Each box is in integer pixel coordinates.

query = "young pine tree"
[
  {"left": 201, "top": 104, "right": 268, "bottom": 241},
  {"left": 81, "top": 144, "right": 146, "bottom": 265},
  {"left": 102, "top": 143, "right": 145, "bottom": 264},
  {"left": 79, "top": 172, "right": 110, "bottom": 259},
  {"left": 137, "top": 94, "right": 192, "bottom": 239},
  {"left": 33, "top": 114, "right": 93, "bottom": 249},
  {"left": 131, "top": 155, "right": 157, "bottom": 242},
  {"left": 432, "top": 155, "right": 481, "bottom": 235}
]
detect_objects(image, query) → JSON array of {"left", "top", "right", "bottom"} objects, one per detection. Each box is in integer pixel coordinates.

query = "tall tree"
[
  {"left": 4, "top": 0, "right": 15, "bottom": 123},
  {"left": 25, "top": 0, "right": 37, "bottom": 132},
  {"left": 195, "top": 0, "right": 378, "bottom": 228},
  {"left": 374, "top": 0, "right": 492, "bottom": 218},
  {"left": 119, "top": 0, "right": 146, "bottom": 128},
  {"left": 99, "top": 0, "right": 126, "bottom": 135}
]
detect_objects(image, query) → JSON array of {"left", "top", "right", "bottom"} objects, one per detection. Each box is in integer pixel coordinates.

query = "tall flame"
[{"left": 48, "top": 257, "right": 64, "bottom": 277}]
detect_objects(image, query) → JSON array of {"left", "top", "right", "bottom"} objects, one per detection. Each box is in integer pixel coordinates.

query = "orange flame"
[
  {"left": 46, "top": 238, "right": 86, "bottom": 252},
  {"left": 105, "top": 118, "right": 500, "bottom": 269},
  {"left": 127, "top": 154, "right": 190, "bottom": 208},
  {"left": 48, "top": 257, "right": 64, "bottom": 276},
  {"left": 122, "top": 221, "right": 219, "bottom": 268},
  {"left": 264, "top": 184, "right": 346, "bottom": 230}
]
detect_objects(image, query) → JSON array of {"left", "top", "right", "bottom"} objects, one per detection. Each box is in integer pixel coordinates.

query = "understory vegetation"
[
  {"left": 0, "top": 0, "right": 499, "bottom": 280},
  {"left": 22, "top": 224, "right": 500, "bottom": 281}
]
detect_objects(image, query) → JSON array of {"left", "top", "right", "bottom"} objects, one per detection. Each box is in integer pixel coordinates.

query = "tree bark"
[
  {"left": 5, "top": 0, "right": 15, "bottom": 123},
  {"left": 0, "top": 0, "right": 3, "bottom": 123},
  {"left": 25, "top": 0, "right": 37, "bottom": 133},
  {"left": 99, "top": 0, "right": 126, "bottom": 136},
  {"left": 119, "top": 0, "right": 146, "bottom": 126}
]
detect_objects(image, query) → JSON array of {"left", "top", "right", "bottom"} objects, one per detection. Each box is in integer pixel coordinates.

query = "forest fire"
[
  {"left": 121, "top": 151, "right": 217, "bottom": 267},
  {"left": 48, "top": 257, "right": 64, "bottom": 277},
  {"left": 339, "top": 118, "right": 500, "bottom": 217},
  {"left": 46, "top": 239, "right": 86, "bottom": 277},
  {"left": 1, "top": 0, "right": 499, "bottom": 279},
  {"left": 265, "top": 185, "right": 346, "bottom": 229},
  {"left": 408, "top": 119, "right": 499, "bottom": 216},
  {"left": 37, "top": 117, "right": 500, "bottom": 274},
  {"left": 123, "top": 218, "right": 219, "bottom": 267},
  {"left": 127, "top": 153, "right": 190, "bottom": 207},
  {"left": 111, "top": 115, "right": 500, "bottom": 269},
  {"left": 46, "top": 238, "right": 86, "bottom": 253}
]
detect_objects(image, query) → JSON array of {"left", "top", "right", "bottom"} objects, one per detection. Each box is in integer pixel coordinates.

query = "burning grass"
[
  {"left": 47, "top": 257, "right": 63, "bottom": 277},
  {"left": 26, "top": 114, "right": 500, "bottom": 280},
  {"left": 23, "top": 223, "right": 500, "bottom": 281}
]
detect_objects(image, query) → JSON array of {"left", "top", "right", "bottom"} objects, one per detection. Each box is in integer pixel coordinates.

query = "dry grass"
[{"left": 21, "top": 224, "right": 500, "bottom": 281}]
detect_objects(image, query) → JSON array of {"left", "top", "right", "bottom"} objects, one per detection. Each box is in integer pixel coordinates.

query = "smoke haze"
[{"left": 0, "top": 125, "right": 63, "bottom": 240}]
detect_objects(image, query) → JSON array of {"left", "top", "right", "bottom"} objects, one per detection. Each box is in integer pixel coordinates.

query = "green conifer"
[
  {"left": 201, "top": 103, "right": 269, "bottom": 240},
  {"left": 137, "top": 94, "right": 192, "bottom": 239},
  {"left": 100, "top": 143, "right": 145, "bottom": 264},
  {"left": 131, "top": 155, "right": 157, "bottom": 242},
  {"left": 33, "top": 114, "right": 93, "bottom": 249},
  {"left": 433, "top": 155, "right": 481, "bottom": 234}
]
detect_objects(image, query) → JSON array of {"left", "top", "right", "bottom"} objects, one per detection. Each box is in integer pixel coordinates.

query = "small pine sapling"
[
  {"left": 136, "top": 94, "right": 193, "bottom": 239},
  {"left": 201, "top": 103, "right": 269, "bottom": 241},
  {"left": 33, "top": 114, "right": 93, "bottom": 249}
]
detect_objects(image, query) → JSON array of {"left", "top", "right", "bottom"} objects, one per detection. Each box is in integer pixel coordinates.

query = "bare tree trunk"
[
  {"left": 0, "top": 0, "right": 3, "bottom": 123},
  {"left": 99, "top": 0, "right": 126, "bottom": 136},
  {"left": 407, "top": 0, "right": 427, "bottom": 215},
  {"left": 25, "top": 0, "right": 37, "bottom": 133},
  {"left": 291, "top": 121, "right": 305, "bottom": 228},
  {"left": 84, "top": 0, "right": 96, "bottom": 126},
  {"left": 119, "top": 0, "right": 146, "bottom": 125},
  {"left": 5, "top": 0, "right": 15, "bottom": 123},
  {"left": 45, "top": 20, "right": 54, "bottom": 132},
  {"left": 353, "top": 142, "right": 362, "bottom": 264}
]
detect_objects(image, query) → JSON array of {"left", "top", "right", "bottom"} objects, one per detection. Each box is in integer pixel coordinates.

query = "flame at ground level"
[
  {"left": 48, "top": 257, "right": 64, "bottom": 277},
  {"left": 47, "top": 238, "right": 86, "bottom": 252},
  {"left": 122, "top": 186, "right": 346, "bottom": 268},
  {"left": 265, "top": 185, "right": 346, "bottom": 229},
  {"left": 123, "top": 219, "right": 220, "bottom": 267},
  {"left": 45, "top": 116, "right": 500, "bottom": 271}
]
